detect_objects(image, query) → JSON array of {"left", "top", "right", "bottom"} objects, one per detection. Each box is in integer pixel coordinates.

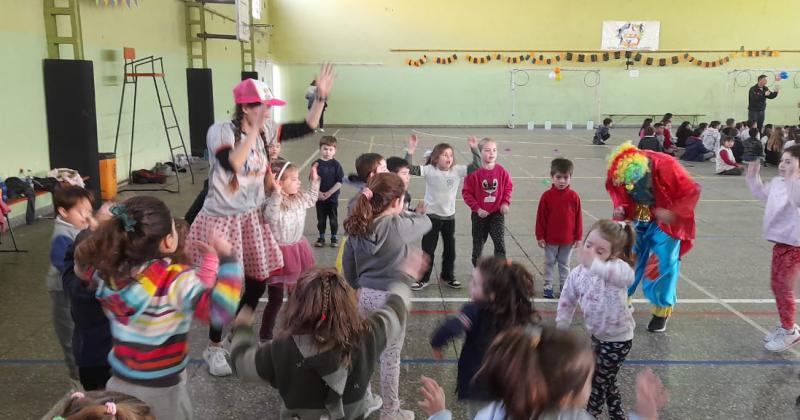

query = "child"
[
  {"left": 267, "top": 138, "right": 283, "bottom": 161},
  {"left": 702, "top": 120, "right": 722, "bottom": 153},
  {"left": 747, "top": 147, "right": 800, "bottom": 352},
  {"left": 592, "top": 118, "right": 613, "bottom": 145},
  {"left": 717, "top": 135, "right": 743, "bottom": 175},
  {"left": 638, "top": 118, "right": 653, "bottom": 139},
  {"left": 463, "top": 138, "right": 513, "bottom": 266},
  {"left": 420, "top": 327, "right": 668, "bottom": 420},
  {"left": 556, "top": 220, "right": 637, "bottom": 420},
  {"left": 49, "top": 390, "right": 154, "bottom": 420},
  {"left": 75, "top": 196, "right": 243, "bottom": 419},
  {"left": 314, "top": 136, "right": 344, "bottom": 248},
  {"left": 231, "top": 250, "right": 426, "bottom": 420},
  {"left": 406, "top": 134, "right": 481, "bottom": 289},
  {"left": 675, "top": 121, "right": 693, "bottom": 148},
  {"left": 743, "top": 127, "right": 766, "bottom": 162},
  {"left": 765, "top": 126, "right": 784, "bottom": 166},
  {"left": 342, "top": 173, "right": 432, "bottom": 419},
  {"left": 660, "top": 113, "right": 674, "bottom": 151},
  {"left": 47, "top": 186, "right": 94, "bottom": 383},
  {"left": 536, "top": 158, "right": 582, "bottom": 298},
  {"left": 62, "top": 203, "right": 115, "bottom": 392},
  {"left": 386, "top": 156, "right": 414, "bottom": 212},
  {"left": 335, "top": 152, "right": 389, "bottom": 273},
  {"left": 260, "top": 160, "right": 321, "bottom": 341},
  {"left": 637, "top": 126, "right": 662, "bottom": 152},
  {"left": 430, "top": 257, "right": 538, "bottom": 416},
  {"left": 681, "top": 127, "right": 714, "bottom": 162}
]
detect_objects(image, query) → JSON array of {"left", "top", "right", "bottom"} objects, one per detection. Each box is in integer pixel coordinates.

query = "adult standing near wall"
[
  {"left": 189, "top": 64, "right": 334, "bottom": 377},
  {"left": 748, "top": 74, "right": 779, "bottom": 132}
]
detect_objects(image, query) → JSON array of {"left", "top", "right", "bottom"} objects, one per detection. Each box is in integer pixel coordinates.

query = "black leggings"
[
  {"left": 470, "top": 212, "right": 506, "bottom": 266},
  {"left": 587, "top": 336, "right": 633, "bottom": 420},
  {"left": 421, "top": 216, "right": 456, "bottom": 283},
  {"left": 79, "top": 365, "right": 112, "bottom": 391},
  {"left": 259, "top": 285, "right": 285, "bottom": 340},
  {"left": 209, "top": 277, "right": 267, "bottom": 343}
]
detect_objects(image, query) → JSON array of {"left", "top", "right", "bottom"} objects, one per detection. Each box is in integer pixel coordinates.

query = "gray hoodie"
[{"left": 342, "top": 213, "right": 431, "bottom": 291}]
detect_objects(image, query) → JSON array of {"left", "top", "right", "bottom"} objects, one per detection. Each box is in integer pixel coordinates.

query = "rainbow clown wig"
[{"left": 607, "top": 142, "right": 650, "bottom": 191}]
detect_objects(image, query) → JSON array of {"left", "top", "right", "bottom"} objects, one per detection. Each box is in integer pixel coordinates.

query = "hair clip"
[
  {"left": 616, "top": 221, "right": 627, "bottom": 228},
  {"left": 320, "top": 312, "right": 327, "bottom": 322},
  {"left": 53, "top": 417, "right": 66, "bottom": 420},
  {"left": 110, "top": 204, "right": 137, "bottom": 232},
  {"left": 361, "top": 187, "right": 373, "bottom": 200},
  {"left": 276, "top": 161, "right": 292, "bottom": 180},
  {"left": 70, "top": 391, "right": 85, "bottom": 400},
  {"left": 105, "top": 402, "right": 117, "bottom": 415}
]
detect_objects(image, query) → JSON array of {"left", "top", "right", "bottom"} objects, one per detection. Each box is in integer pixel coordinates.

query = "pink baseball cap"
[{"left": 233, "top": 79, "right": 286, "bottom": 106}]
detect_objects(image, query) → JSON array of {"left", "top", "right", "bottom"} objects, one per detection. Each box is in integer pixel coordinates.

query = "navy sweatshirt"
[{"left": 62, "top": 230, "right": 112, "bottom": 368}]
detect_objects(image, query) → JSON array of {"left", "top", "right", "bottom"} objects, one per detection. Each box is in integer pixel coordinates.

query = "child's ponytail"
[
  {"left": 76, "top": 196, "right": 174, "bottom": 283},
  {"left": 620, "top": 222, "right": 636, "bottom": 265},
  {"left": 343, "top": 173, "right": 405, "bottom": 236}
]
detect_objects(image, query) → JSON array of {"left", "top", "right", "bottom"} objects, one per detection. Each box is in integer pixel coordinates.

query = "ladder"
[
  {"left": 113, "top": 47, "right": 195, "bottom": 193},
  {"left": 42, "top": 0, "right": 84, "bottom": 60}
]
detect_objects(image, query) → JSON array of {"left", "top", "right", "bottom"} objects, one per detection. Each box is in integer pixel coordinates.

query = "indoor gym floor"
[{"left": 1, "top": 126, "right": 799, "bottom": 420}]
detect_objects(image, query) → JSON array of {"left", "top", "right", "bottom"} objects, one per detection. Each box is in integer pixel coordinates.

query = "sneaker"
[
  {"left": 765, "top": 325, "right": 800, "bottom": 352},
  {"left": 411, "top": 281, "right": 430, "bottom": 291},
  {"left": 330, "top": 237, "right": 339, "bottom": 248},
  {"left": 764, "top": 325, "right": 782, "bottom": 342},
  {"left": 314, "top": 238, "right": 326, "bottom": 248},
  {"left": 203, "top": 345, "right": 232, "bottom": 377},
  {"left": 543, "top": 286, "right": 555, "bottom": 299},
  {"left": 444, "top": 279, "right": 462, "bottom": 289},
  {"left": 380, "top": 409, "right": 415, "bottom": 420},
  {"left": 364, "top": 388, "right": 383, "bottom": 418},
  {"left": 647, "top": 315, "right": 669, "bottom": 333}
]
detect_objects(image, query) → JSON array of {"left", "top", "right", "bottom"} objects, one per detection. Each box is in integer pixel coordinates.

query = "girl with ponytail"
[
  {"left": 229, "top": 250, "right": 428, "bottom": 420},
  {"left": 341, "top": 172, "right": 432, "bottom": 418},
  {"left": 556, "top": 219, "right": 637, "bottom": 420},
  {"left": 430, "top": 257, "right": 539, "bottom": 416}
]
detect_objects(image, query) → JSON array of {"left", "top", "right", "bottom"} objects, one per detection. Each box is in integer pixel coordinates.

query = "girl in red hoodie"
[{"left": 462, "top": 138, "right": 513, "bottom": 266}]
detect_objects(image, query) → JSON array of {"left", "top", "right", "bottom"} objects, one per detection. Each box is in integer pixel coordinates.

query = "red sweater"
[
  {"left": 462, "top": 164, "right": 513, "bottom": 214},
  {"left": 535, "top": 186, "right": 583, "bottom": 245}
]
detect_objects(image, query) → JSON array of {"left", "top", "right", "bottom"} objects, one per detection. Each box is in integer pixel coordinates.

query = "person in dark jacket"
[
  {"left": 637, "top": 127, "right": 663, "bottom": 152},
  {"left": 680, "top": 128, "right": 714, "bottom": 162},
  {"left": 748, "top": 74, "right": 779, "bottom": 132},
  {"left": 675, "top": 121, "right": 693, "bottom": 148}
]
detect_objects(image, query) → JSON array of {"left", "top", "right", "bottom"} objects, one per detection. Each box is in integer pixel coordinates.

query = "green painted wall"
[
  {"left": 0, "top": 0, "right": 271, "bottom": 218},
  {"left": 269, "top": 0, "right": 800, "bottom": 126}
]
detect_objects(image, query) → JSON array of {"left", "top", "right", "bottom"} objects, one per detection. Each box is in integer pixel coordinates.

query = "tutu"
[
  {"left": 270, "top": 238, "right": 315, "bottom": 285},
  {"left": 187, "top": 207, "right": 283, "bottom": 280}
]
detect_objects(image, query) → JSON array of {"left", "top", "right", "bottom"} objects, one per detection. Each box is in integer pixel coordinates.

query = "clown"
[{"left": 606, "top": 142, "right": 700, "bottom": 332}]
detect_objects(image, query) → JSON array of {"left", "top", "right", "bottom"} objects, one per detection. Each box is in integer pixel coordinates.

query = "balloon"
[
  {"left": 780, "top": 71, "right": 789, "bottom": 80},
  {"left": 554, "top": 67, "right": 561, "bottom": 74},
  {"left": 548, "top": 71, "right": 556, "bottom": 79},
  {"left": 555, "top": 74, "right": 562, "bottom": 81}
]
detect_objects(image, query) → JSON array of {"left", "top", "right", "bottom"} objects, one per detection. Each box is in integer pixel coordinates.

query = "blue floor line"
[{"left": 1, "top": 358, "right": 799, "bottom": 366}]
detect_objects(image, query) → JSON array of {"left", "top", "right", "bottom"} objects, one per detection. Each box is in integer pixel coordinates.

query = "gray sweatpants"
[
  {"left": 50, "top": 291, "right": 78, "bottom": 379},
  {"left": 544, "top": 244, "right": 572, "bottom": 291},
  {"left": 107, "top": 372, "right": 193, "bottom": 420}
]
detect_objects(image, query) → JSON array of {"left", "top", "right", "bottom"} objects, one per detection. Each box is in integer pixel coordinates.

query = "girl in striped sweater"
[{"left": 75, "top": 196, "right": 243, "bottom": 420}]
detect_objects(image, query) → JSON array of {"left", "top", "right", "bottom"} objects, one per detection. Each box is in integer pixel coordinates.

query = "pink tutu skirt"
[
  {"left": 269, "top": 238, "right": 315, "bottom": 285},
  {"left": 187, "top": 207, "right": 283, "bottom": 280}
]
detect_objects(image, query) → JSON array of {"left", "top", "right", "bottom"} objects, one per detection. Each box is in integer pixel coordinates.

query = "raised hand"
[
  {"left": 467, "top": 135, "right": 478, "bottom": 149},
  {"left": 314, "top": 63, "right": 335, "bottom": 98},
  {"left": 417, "top": 376, "right": 446, "bottom": 417},
  {"left": 310, "top": 162, "right": 320, "bottom": 182},
  {"left": 408, "top": 134, "right": 418, "bottom": 154},
  {"left": 747, "top": 160, "right": 761, "bottom": 178}
]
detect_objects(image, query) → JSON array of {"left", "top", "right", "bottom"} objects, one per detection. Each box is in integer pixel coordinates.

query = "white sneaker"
[
  {"left": 380, "top": 408, "right": 414, "bottom": 420},
  {"left": 363, "top": 388, "right": 383, "bottom": 418},
  {"left": 764, "top": 325, "right": 782, "bottom": 342},
  {"left": 203, "top": 345, "right": 233, "bottom": 376},
  {"left": 764, "top": 325, "right": 800, "bottom": 352}
]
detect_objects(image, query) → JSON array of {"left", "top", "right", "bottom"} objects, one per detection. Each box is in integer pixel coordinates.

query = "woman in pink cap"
[{"left": 189, "top": 64, "right": 334, "bottom": 377}]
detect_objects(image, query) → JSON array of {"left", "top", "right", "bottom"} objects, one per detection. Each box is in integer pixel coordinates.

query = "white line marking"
[{"left": 259, "top": 297, "right": 796, "bottom": 304}]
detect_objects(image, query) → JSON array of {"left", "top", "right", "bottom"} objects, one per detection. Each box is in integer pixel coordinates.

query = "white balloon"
[{"left": 548, "top": 71, "right": 556, "bottom": 79}]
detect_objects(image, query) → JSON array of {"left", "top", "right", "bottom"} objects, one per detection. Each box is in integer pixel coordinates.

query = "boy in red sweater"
[
  {"left": 535, "top": 158, "right": 583, "bottom": 298},
  {"left": 463, "top": 138, "right": 513, "bottom": 266}
]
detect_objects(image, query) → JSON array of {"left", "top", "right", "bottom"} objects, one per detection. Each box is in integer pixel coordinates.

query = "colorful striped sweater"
[{"left": 94, "top": 254, "right": 242, "bottom": 386}]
